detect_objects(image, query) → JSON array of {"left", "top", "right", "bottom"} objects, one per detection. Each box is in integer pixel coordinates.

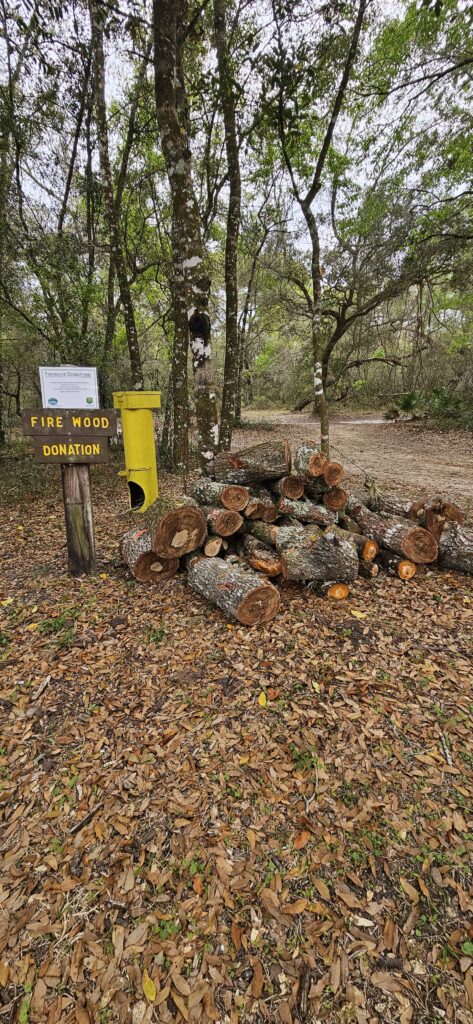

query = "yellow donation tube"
[{"left": 113, "top": 391, "right": 161, "bottom": 512}]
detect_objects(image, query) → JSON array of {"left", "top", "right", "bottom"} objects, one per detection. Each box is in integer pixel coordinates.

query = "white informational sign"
[{"left": 39, "top": 366, "right": 99, "bottom": 410}]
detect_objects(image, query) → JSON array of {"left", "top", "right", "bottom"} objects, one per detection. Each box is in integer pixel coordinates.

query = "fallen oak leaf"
[
  {"left": 142, "top": 968, "right": 157, "bottom": 1002},
  {"left": 294, "top": 831, "right": 311, "bottom": 850},
  {"left": 400, "top": 877, "right": 419, "bottom": 903},
  {"left": 281, "top": 898, "right": 308, "bottom": 915},
  {"left": 251, "top": 959, "right": 264, "bottom": 998},
  {"left": 257, "top": 691, "right": 267, "bottom": 707}
]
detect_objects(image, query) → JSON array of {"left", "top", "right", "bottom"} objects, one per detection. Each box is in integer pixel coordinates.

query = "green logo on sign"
[{"left": 86, "top": 397, "right": 93, "bottom": 404}]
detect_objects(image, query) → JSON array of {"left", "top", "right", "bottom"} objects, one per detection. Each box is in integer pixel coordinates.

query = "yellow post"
[{"left": 113, "top": 391, "right": 161, "bottom": 512}]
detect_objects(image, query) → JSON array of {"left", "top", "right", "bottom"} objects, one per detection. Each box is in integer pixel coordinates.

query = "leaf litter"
[{"left": 0, "top": 445, "right": 472, "bottom": 1024}]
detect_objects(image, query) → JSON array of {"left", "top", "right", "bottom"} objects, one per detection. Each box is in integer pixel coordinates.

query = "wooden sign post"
[{"left": 22, "top": 409, "right": 117, "bottom": 576}]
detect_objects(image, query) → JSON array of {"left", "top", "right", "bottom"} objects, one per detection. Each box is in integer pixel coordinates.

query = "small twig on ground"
[
  {"left": 440, "top": 733, "right": 453, "bottom": 765},
  {"left": 69, "top": 801, "right": 104, "bottom": 836}
]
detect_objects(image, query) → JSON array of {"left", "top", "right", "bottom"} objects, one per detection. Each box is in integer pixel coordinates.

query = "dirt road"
[{"left": 232, "top": 411, "right": 473, "bottom": 513}]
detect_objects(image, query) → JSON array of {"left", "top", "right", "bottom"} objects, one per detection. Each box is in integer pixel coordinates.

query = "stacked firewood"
[{"left": 119, "top": 440, "right": 471, "bottom": 625}]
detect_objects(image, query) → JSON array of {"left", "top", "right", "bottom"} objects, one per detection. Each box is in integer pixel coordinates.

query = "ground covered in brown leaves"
[{"left": 1, "top": 415, "right": 472, "bottom": 1024}]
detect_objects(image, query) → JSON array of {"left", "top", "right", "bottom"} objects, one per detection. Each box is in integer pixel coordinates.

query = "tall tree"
[
  {"left": 153, "top": 0, "right": 219, "bottom": 472},
  {"left": 88, "top": 0, "right": 143, "bottom": 390},
  {"left": 214, "top": 0, "right": 242, "bottom": 451}
]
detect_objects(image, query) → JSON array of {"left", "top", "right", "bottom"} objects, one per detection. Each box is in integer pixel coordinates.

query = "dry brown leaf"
[
  {"left": 294, "top": 831, "right": 311, "bottom": 850},
  {"left": 231, "top": 920, "right": 242, "bottom": 951},
  {"left": 371, "top": 971, "right": 404, "bottom": 994},
  {"left": 251, "top": 959, "right": 264, "bottom": 998},
  {"left": 171, "top": 989, "right": 189, "bottom": 1021},
  {"left": 281, "top": 898, "right": 308, "bottom": 915},
  {"left": 400, "top": 878, "right": 419, "bottom": 903},
  {"left": 313, "top": 877, "right": 330, "bottom": 900},
  {"left": 75, "top": 1008, "right": 90, "bottom": 1024}
]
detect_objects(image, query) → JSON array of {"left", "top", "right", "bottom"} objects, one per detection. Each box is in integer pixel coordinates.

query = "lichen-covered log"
[
  {"left": 271, "top": 474, "right": 305, "bottom": 500},
  {"left": 192, "top": 479, "right": 249, "bottom": 511},
  {"left": 323, "top": 486, "right": 348, "bottom": 512},
  {"left": 338, "top": 514, "right": 362, "bottom": 535},
  {"left": 204, "top": 506, "right": 244, "bottom": 537},
  {"left": 182, "top": 549, "right": 205, "bottom": 571},
  {"left": 323, "top": 461, "right": 344, "bottom": 486},
  {"left": 376, "top": 550, "right": 417, "bottom": 579},
  {"left": 281, "top": 527, "right": 359, "bottom": 582},
  {"left": 294, "top": 444, "right": 327, "bottom": 478},
  {"left": 274, "top": 523, "right": 308, "bottom": 552},
  {"left": 346, "top": 497, "right": 438, "bottom": 564},
  {"left": 438, "top": 522, "right": 473, "bottom": 575},
  {"left": 188, "top": 557, "right": 281, "bottom": 624},
  {"left": 213, "top": 439, "right": 291, "bottom": 484},
  {"left": 247, "top": 521, "right": 279, "bottom": 546},
  {"left": 121, "top": 528, "right": 178, "bottom": 582},
  {"left": 236, "top": 534, "right": 269, "bottom": 556},
  {"left": 304, "top": 477, "right": 329, "bottom": 501},
  {"left": 365, "top": 491, "right": 425, "bottom": 520},
  {"left": 152, "top": 502, "right": 207, "bottom": 557},
  {"left": 278, "top": 497, "right": 337, "bottom": 526},
  {"left": 357, "top": 560, "right": 379, "bottom": 579}
]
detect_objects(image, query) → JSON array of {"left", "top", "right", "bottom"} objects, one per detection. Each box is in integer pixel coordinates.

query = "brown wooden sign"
[
  {"left": 22, "top": 408, "right": 117, "bottom": 437},
  {"left": 32, "top": 436, "right": 110, "bottom": 464}
]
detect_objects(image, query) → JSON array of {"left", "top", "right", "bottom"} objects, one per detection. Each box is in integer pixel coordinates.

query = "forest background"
[{"left": 1, "top": 0, "right": 472, "bottom": 471}]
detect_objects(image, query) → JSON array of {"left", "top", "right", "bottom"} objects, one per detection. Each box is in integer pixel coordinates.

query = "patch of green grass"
[
  {"left": 0, "top": 630, "right": 10, "bottom": 647},
  {"left": 151, "top": 919, "right": 180, "bottom": 940},
  {"left": 289, "top": 744, "right": 319, "bottom": 772},
  {"left": 147, "top": 624, "right": 166, "bottom": 644}
]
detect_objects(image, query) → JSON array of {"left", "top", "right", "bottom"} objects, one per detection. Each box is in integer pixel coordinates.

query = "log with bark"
[
  {"left": 338, "top": 514, "right": 362, "bottom": 535},
  {"left": 271, "top": 474, "right": 305, "bottom": 500},
  {"left": 274, "top": 523, "right": 308, "bottom": 552},
  {"left": 365, "top": 491, "right": 425, "bottom": 520},
  {"left": 121, "top": 528, "right": 178, "bottom": 582},
  {"left": 243, "top": 487, "right": 278, "bottom": 522},
  {"left": 204, "top": 506, "right": 244, "bottom": 537},
  {"left": 204, "top": 536, "right": 225, "bottom": 557},
  {"left": 214, "top": 439, "right": 291, "bottom": 484},
  {"left": 152, "top": 499, "right": 207, "bottom": 558},
  {"left": 376, "top": 550, "right": 417, "bottom": 579},
  {"left": 293, "top": 443, "right": 327, "bottom": 478},
  {"left": 308, "top": 581, "right": 350, "bottom": 600},
  {"left": 277, "top": 497, "right": 337, "bottom": 526},
  {"left": 192, "top": 479, "right": 249, "bottom": 511},
  {"left": 340, "top": 531, "right": 379, "bottom": 561},
  {"left": 438, "top": 522, "right": 473, "bottom": 575},
  {"left": 245, "top": 520, "right": 280, "bottom": 547},
  {"left": 187, "top": 557, "right": 281, "bottom": 624},
  {"left": 346, "top": 497, "right": 438, "bottom": 564},
  {"left": 281, "top": 527, "right": 359, "bottom": 582}
]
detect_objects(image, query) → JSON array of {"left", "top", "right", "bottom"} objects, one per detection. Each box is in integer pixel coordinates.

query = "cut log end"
[
  {"left": 238, "top": 583, "right": 281, "bottom": 624},
  {"left": 398, "top": 559, "right": 417, "bottom": 580},
  {"left": 204, "top": 536, "right": 223, "bottom": 557},
  {"left": 247, "top": 548, "right": 283, "bottom": 577},
  {"left": 323, "top": 461, "right": 344, "bottom": 486},
  {"left": 362, "top": 539, "right": 379, "bottom": 562},
  {"left": 135, "top": 552, "right": 179, "bottom": 583},
  {"left": 221, "top": 485, "right": 250, "bottom": 511},
  {"left": 326, "top": 582, "right": 350, "bottom": 600},
  {"left": 401, "top": 528, "right": 438, "bottom": 564},
  {"left": 208, "top": 508, "right": 244, "bottom": 536},
  {"left": 153, "top": 506, "right": 207, "bottom": 558},
  {"left": 323, "top": 486, "right": 348, "bottom": 512}
]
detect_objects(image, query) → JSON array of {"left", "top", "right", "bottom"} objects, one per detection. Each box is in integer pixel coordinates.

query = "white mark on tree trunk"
[{"left": 182, "top": 255, "right": 202, "bottom": 269}]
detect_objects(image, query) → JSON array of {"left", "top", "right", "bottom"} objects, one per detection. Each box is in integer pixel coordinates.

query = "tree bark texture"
[
  {"left": 376, "top": 550, "right": 417, "bottom": 579},
  {"left": 294, "top": 444, "right": 327, "bottom": 478},
  {"left": 438, "top": 522, "right": 473, "bottom": 575},
  {"left": 281, "top": 527, "right": 359, "bottom": 582},
  {"left": 214, "top": 0, "right": 242, "bottom": 452},
  {"left": 277, "top": 497, "right": 337, "bottom": 526},
  {"left": 346, "top": 497, "right": 438, "bottom": 563},
  {"left": 188, "top": 558, "right": 280, "bottom": 624},
  {"left": 192, "top": 479, "right": 249, "bottom": 511},
  {"left": 214, "top": 440, "right": 291, "bottom": 483},
  {"left": 88, "top": 0, "right": 143, "bottom": 389},
  {"left": 153, "top": 0, "right": 218, "bottom": 471}
]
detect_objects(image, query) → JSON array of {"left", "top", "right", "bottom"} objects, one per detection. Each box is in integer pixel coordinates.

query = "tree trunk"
[
  {"left": 277, "top": 497, "right": 337, "bottom": 526},
  {"left": 438, "top": 522, "right": 473, "bottom": 575},
  {"left": 281, "top": 527, "right": 359, "bottom": 582},
  {"left": 365, "top": 491, "right": 425, "bottom": 520},
  {"left": 121, "top": 528, "right": 179, "bottom": 582},
  {"left": 294, "top": 444, "right": 327, "bottom": 478},
  {"left": 152, "top": 502, "right": 207, "bottom": 557},
  {"left": 246, "top": 521, "right": 280, "bottom": 547},
  {"left": 214, "top": 439, "right": 291, "bottom": 483},
  {"left": 192, "top": 479, "right": 249, "bottom": 511},
  {"left": 340, "top": 531, "right": 379, "bottom": 561},
  {"left": 153, "top": 0, "right": 218, "bottom": 472},
  {"left": 346, "top": 497, "right": 438, "bottom": 563},
  {"left": 357, "top": 560, "right": 379, "bottom": 579},
  {"left": 88, "top": 0, "right": 143, "bottom": 389},
  {"left": 270, "top": 475, "right": 305, "bottom": 500},
  {"left": 214, "top": 0, "right": 242, "bottom": 452},
  {"left": 61, "top": 465, "right": 96, "bottom": 576},
  {"left": 187, "top": 557, "right": 280, "bottom": 624},
  {"left": 274, "top": 523, "right": 306, "bottom": 552}
]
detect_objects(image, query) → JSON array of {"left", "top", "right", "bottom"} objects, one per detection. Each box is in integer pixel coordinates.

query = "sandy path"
[{"left": 232, "top": 411, "right": 473, "bottom": 514}]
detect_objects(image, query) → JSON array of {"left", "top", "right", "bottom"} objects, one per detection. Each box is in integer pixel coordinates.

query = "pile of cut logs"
[{"left": 119, "top": 440, "right": 472, "bottom": 625}]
